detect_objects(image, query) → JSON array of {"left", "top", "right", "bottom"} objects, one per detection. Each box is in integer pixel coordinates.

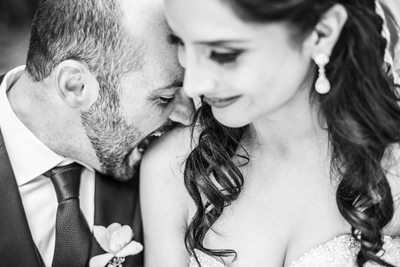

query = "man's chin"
[
  {"left": 98, "top": 129, "right": 171, "bottom": 181},
  {"left": 98, "top": 147, "right": 141, "bottom": 181},
  {"left": 104, "top": 163, "right": 138, "bottom": 182}
]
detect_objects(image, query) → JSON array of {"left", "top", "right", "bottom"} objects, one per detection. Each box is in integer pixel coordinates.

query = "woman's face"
[{"left": 164, "top": 0, "right": 315, "bottom": 128}]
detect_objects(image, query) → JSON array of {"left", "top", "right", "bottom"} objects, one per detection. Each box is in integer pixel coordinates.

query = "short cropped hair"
[{"left": 26, "top": 0, "right": 141, "bottom": 82}]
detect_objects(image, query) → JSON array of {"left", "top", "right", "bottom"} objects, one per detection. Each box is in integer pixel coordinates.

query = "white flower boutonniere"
[{"left": 89, "top": 223, "right": 143, "bottom": 267}]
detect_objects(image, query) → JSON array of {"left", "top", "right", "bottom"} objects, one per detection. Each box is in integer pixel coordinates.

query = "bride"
[{"left": 141, "top": 0, "right": 400, "bottom": 266}]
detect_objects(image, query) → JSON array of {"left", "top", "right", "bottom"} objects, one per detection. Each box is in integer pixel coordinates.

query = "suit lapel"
[
  {"left": 0, "top": 130, "right": 44, "bottom": 267},
  {"left": 90, "top": 171, "right": 143, "bottom": 266},
  {"left": 0, "top": 74, "right": 142, "bottom": 266}
]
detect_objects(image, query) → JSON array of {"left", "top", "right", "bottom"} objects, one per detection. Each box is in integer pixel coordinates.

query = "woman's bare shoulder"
[
  {"left": 140, "top": 125, "right": 200, "bottom": 266},
  {"left": 141, "top": 125, "right": 198, "bottom": 180},
  {"left": 140, "top": 125, "right": 200, "bottom": 211}
]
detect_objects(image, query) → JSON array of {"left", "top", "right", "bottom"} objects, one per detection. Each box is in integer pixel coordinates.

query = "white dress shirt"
[{"left": 0, "top": 66, "right": 95, "bottom": 267}]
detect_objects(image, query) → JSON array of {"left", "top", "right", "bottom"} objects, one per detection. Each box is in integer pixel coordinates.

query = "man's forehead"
[
  {"left": 118, "top": 0, "right": 172, "bottom": 44},
  {"left": 118, "top": 0, "right": 164, "bottom": 24}
]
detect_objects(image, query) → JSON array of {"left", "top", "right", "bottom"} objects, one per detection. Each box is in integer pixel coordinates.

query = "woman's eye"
[
  {"left": 210, "top": 50, "right": 242, "bottom": 64},
  {"left": 159, "top": 96, "right": 176, "bottom": 106}
]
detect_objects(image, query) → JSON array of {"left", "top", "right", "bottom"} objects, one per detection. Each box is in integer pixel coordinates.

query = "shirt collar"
[{"left": 0, "top": 66, "right": 66, "bottom": 186}]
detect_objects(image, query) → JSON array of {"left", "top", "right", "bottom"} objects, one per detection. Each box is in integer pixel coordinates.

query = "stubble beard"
[{"left": 81, "top": 80, "right": 143, "bottom": 181}]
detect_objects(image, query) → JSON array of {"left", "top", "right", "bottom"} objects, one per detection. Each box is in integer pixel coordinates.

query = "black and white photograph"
[{"left": 0, "top": 0, "right": 400, "bottom": 266}]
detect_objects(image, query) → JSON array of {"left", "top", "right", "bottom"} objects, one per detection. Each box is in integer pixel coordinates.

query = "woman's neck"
[{"left": 248, "top": 94, "right": 328, "bottom": 159}]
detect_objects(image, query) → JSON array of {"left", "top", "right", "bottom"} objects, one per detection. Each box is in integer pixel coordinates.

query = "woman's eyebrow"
[{"left": 194, "top": 39, "right": 248, "bottom": 46}]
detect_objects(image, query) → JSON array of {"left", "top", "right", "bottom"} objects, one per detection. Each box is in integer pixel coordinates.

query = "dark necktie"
[{"left": 45, "top": 163, "right": 91, "bottom": 267}]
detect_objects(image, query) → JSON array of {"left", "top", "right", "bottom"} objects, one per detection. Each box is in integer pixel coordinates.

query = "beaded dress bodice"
[{"left": 188, "top": 235, "right": 400, "bottom": 267}]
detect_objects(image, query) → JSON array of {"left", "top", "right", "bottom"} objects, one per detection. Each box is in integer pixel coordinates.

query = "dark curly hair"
[{"left": 183, "top": 1, "right": 400, "bottom": 266}]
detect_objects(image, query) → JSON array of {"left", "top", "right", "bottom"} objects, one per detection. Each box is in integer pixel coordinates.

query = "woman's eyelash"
[
  {"left": 168, "top": 33, "right": 242, "bottom": 64},
  {"left": 210, "top": 50, "right": 242, "bottom": 64}
]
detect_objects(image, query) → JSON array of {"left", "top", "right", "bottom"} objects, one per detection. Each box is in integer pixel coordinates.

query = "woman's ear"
[
  {"left": 308, "top": 4, "right": 348, "bottom": 57},
  {"left": 54, "top": 60, "right": 99, "bottom": 109}
]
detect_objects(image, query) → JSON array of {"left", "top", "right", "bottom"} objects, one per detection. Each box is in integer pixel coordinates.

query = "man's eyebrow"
[{"left": 154, "top": 80, "right": 183, "bottom": 93}]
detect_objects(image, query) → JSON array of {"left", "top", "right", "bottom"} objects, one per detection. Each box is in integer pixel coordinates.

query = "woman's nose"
[
  {"left": 184, "top": 77, "right": 217, "bottom": 99},
  {"left": 179, "top": 46, "right": 218, "bottom": 98},
  {"left": 183, "top": 63, "right": 217, "bottom": 98}
]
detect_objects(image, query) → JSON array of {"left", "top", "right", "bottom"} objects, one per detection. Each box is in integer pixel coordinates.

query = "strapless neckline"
[
  {"left": 287, "top": 234, "right": 399, "bottom": 267},
  {"left": 188, "top": 234, "right": 400, "bottom": 267}
]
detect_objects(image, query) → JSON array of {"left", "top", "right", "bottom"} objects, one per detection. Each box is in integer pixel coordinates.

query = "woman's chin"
[{"left": 212, "top": 108, "right": 251, "bottom": 129}]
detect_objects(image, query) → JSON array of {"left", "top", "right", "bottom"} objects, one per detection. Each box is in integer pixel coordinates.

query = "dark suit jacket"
[{"left": 0, "top": 74, "right": 143, "bottom": 267}]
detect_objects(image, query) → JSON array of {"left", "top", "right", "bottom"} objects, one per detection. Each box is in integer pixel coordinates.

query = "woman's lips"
[{"left": 204, "top": 95, "right": 241, "bottom": 108}]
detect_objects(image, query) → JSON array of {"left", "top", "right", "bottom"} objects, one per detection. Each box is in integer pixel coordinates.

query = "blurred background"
[
  {"left": 0, "top": 0, "right": 399, "bottom": 75},
  {"left": 0, "top": 0, "right": 40, "bottom": 74}
]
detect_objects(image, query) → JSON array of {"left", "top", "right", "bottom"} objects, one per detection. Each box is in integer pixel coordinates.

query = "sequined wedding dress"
[{"left": 188, "top": 235, "right": 400, "bottom": 267}]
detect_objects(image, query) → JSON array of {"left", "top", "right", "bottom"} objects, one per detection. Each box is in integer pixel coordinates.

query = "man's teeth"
[
  {"left": 129, "top": 147, "right": 143, "bottom": 167},
  {"left": 151, "top": 131, "right": 163, "bottom": 137}
]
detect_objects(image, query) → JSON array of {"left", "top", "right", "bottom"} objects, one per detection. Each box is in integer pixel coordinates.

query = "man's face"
[{"left": 82, "top": 0, "right": 190, "bottom": 180}]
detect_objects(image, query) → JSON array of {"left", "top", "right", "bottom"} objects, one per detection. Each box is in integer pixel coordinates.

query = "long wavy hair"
[{"left": 183, "top": 0, "right": 400, "bottom": 266}]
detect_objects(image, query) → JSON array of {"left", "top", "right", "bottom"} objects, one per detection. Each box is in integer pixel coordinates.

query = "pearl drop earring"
[{"left": 314, "top": 53, "right": 331, "bottom": 94}]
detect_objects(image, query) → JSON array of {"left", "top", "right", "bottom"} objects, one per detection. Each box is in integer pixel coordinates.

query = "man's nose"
[{"left": 169, "top": 88, "right": 195, "bottom": 126}]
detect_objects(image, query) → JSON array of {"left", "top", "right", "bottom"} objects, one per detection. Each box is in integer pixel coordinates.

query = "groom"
[{"left": 0, "top": 0, "right": 192, "bottom": 266}]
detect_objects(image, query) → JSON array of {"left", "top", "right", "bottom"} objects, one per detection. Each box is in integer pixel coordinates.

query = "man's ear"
[
  {"left": 305, "top": 4, "right": 348, "bottom": 57},
  {"left": 54, "top": 60, "right": 99, "bottom": 109}
]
